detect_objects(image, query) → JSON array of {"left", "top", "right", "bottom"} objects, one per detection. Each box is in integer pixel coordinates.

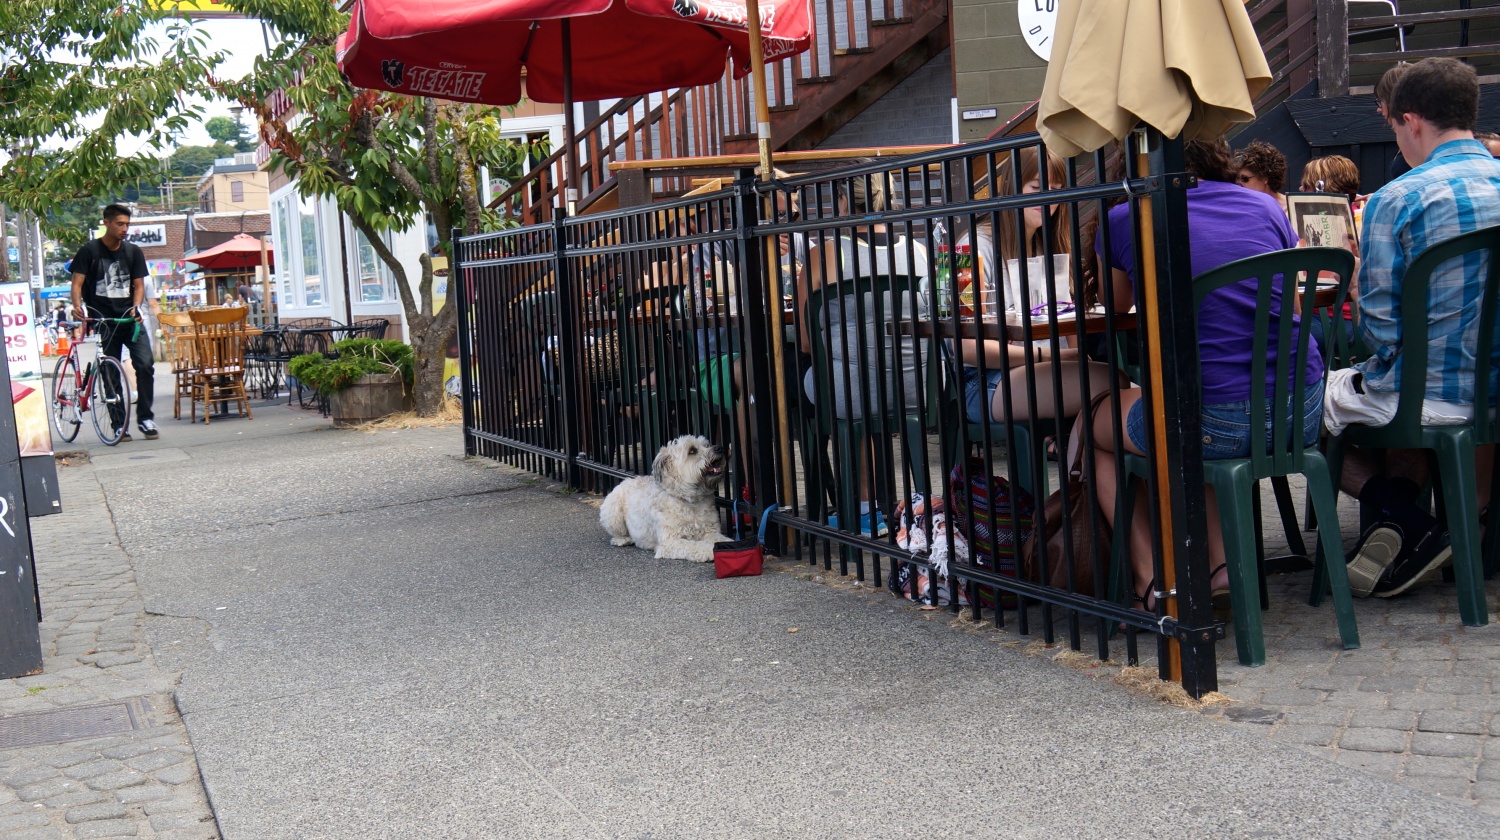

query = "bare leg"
[
  {"left": 994, "top": 360, "right": 1121, "bottom": 423},
  {"left": 1089, "top": 389, "right": 1154, "bottom": 604},
  {"left": 1090, "top": 389, "right": 1229, "bottom": 606}
]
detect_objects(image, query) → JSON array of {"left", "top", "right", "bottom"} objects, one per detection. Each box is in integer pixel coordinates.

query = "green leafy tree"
[
  {"left": 170, "top": 143, "right": 235, "bottom": 178},
  {"left": 204, "top": 115, "right": 255, "bottom": 153},
  {"left": 0, "top": 0, "right": 224, "bottom": 239},
  {"left": 222, "top": 0, "right": 542, "bottom": 416}
]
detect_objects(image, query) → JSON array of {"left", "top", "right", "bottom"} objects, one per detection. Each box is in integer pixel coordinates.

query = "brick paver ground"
[{"left": 0, "top": 461, "right": 218, "bottom": 840}]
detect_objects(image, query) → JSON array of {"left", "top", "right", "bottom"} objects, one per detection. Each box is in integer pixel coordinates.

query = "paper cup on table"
[{"left": 1003, "top": 254, "right": 1072, "bottom": 315}]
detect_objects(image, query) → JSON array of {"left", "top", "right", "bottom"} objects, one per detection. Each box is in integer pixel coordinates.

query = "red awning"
[
  {"left": 335, "top": 0, "right": 812, "bottom": 106},
  {"left": 185, "top": 234, "right": 273, "bottom": 271}
]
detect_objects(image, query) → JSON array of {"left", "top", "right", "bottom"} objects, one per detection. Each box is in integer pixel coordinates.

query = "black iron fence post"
[
  {"left": 452, "top": 227, "right": 476, "bottom": 457},
  {"left": 1146, "top": 131, "right": 1219, "bottom": 697},
  {"left": 552, "top": 212, "right": 583, "bottom": 489},
  {"left": 733, "top": 168, "right": 782, "bottom": 551}
]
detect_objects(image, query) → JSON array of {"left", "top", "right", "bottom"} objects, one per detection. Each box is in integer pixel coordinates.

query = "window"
[
  {"left": 271, "top": 196, "right": 294, "bottom": 304},
  {"left": 231, "top": 181, "right": 244, "bottom": 203},
  {"left": 298, "top": 194, "right": 324, "bottom": 306},
  {"left": 352, "top": 225, "right": 395, "bottom": 303}
]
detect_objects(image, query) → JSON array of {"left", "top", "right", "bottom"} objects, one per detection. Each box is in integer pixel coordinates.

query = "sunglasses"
[{"left": 1029, "top": 301, "right": 1076, "bottom": 317}]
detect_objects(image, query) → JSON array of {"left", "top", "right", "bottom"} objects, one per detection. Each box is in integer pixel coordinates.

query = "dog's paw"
[
  {"left": 689, "top": 544, "right": 716, "bottom": 563},
  {"left": 610, "top": 536, "right": 634, "bottom": 547}
]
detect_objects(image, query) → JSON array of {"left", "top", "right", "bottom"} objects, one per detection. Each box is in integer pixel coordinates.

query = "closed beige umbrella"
[
  {"left": 1037, "top": 0, "right": 1272, "bottom": 688},
  {"left": 1039, "top": 0, "right": 1271, "bottom": 155}
]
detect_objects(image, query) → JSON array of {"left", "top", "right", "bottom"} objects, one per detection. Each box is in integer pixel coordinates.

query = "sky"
[{"left": 168, "top": 16, "right": 269, "bottom": 149}]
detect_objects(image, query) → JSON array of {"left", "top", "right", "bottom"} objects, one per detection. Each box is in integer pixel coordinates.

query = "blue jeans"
[{"left": 1126, "top": 379, "right": 1324, "bottom": 459}]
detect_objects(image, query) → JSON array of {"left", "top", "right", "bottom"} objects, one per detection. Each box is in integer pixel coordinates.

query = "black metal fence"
[{"left": 454, "top": 131, "right": 1225, "bottom": 696}]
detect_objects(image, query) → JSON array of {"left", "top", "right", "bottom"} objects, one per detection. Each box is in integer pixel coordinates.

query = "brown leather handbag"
[{"left": 1022, "top": 393, "right": 1113, "bottom": 597}]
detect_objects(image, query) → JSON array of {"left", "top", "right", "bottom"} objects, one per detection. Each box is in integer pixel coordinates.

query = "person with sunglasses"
[{"left": 1235, "top": 140, "right": 1290, "bottom": 217}]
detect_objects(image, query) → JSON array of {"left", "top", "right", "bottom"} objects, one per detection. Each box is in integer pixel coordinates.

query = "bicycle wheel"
[
  {"left": 90, "top": 355, "right": 131, "bottom": 445},
  {"left": 50, "top": 355, "right": 82, "bottom": 442}
]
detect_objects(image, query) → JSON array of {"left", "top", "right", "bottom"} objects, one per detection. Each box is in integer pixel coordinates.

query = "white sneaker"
[{"left": 139, "top": 419, "right": 160, "bottom": 440}]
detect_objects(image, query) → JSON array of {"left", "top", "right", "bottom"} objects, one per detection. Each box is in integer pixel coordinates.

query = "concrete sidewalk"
[{"left": 0, "top": 375, "right": 1496, "bottom": 837}]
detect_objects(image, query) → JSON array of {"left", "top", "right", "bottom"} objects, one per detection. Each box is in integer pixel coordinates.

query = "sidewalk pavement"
[{"left": 0, "top": 366, "right": 1496, "bottom": 838}]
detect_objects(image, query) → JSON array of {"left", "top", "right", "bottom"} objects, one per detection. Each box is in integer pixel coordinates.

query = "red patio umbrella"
[
  {"left": 184, "top": 234, "right": 274, "bottom": 271},
  {"left": 336, "top": 0, "right": 812, "bottom": 197}
]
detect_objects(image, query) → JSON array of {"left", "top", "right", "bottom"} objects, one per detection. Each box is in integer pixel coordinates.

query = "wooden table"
[{"left": 894, "top": 310, "right": 1140, "bottom": 343}]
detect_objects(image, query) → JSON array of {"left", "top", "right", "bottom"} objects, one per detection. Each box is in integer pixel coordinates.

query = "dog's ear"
[{"left": 652, "top": 445, "right": 676, "bottom": 485}]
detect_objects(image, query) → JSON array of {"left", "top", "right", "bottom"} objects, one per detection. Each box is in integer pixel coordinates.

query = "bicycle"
[{"left": 50, "top": 316, "right": 138, "bottom": 446}]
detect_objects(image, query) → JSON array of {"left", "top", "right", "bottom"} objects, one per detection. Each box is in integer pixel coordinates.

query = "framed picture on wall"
[{"left": 1285, "top": 192, "right": 1358, "bottom": 252}]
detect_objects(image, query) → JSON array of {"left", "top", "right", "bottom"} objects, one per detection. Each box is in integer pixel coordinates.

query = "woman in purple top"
[{"left": 1089, "top": 138, "right": 1320, "bottom": 611}]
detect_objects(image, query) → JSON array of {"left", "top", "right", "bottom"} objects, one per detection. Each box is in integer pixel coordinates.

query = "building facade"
[{"left": 196, "top": 154, "right": 271, "bottom": 214}]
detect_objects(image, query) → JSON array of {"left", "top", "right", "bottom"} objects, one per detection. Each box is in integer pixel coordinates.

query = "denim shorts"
[
  {"left": 962, "top": 366, "right": 1004, "bottom": 424},
  {"left": 1126, "top": 379, "right": 1324, "bottom": 460}
]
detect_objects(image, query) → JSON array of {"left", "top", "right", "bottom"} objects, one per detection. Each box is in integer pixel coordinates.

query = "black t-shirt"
[{"left": 71, "top": 238, "right": 147, "bottom": 319}]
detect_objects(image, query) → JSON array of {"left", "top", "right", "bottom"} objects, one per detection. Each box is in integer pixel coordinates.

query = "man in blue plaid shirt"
[{"left": 1326, "top": 58, "right": 1500, "bottom": 598}]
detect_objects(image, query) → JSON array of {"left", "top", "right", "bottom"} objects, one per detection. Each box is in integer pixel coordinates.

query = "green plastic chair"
[
  {"left": 1112, "top": 247, "right": 1361, "bottom": 666},
  {"left": 1327, "top": 223, "right": 1500, "bottom": 627},
  {"left": 805, "top": 275, "right": 939, "bottom": 554}
]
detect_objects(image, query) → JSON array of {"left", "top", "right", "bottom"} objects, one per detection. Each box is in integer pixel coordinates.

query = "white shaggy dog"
[{"left": 600, "top": 435, "right": 730, "bottom": 562}]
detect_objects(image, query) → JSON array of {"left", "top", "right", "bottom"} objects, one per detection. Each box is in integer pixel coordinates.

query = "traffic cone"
[{"left": 55, "top": 335, "right": 70, "bottom": 356}]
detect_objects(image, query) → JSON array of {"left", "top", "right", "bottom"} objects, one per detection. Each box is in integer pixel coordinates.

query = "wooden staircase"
[{"left": 490, "top": 0, "right": 950, "bottom": 224}]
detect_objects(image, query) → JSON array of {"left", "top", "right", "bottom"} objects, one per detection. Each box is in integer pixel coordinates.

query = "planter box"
[{"left": 329, "top": 373, "right": 414, "bottom": 427}]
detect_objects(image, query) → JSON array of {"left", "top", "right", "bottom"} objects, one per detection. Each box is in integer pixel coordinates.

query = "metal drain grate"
[{"left": 0, "top": 699, "right": 151, "bottom": 749}]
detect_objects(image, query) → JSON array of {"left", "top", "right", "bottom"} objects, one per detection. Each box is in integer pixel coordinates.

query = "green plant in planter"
[{"left": 288, "top": 338, "right": 415, "bottom": 396}]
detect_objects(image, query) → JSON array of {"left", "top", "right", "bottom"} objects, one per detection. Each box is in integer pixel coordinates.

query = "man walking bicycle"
[{"left": 70, "top": 204, "right": 159, "bottom": 441}]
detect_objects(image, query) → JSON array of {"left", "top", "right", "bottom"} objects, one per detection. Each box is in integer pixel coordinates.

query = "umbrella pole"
[
  {"left": 1133, "top": 135, "right": 1183, "bottom": 683},
  {"left": 745, "top": 0, "right": 792, "bottom": 536},
  {"left": 561, "top": 19, "right": 581, "bottom": 216}
]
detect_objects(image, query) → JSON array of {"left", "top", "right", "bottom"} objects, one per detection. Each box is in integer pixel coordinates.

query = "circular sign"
[{"left": 1018, "top": 0, "right": 1059, "bottom": 62}]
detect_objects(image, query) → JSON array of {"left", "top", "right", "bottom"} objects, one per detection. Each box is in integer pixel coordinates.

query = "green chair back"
[
  {"left": 1190, "top": 247, "right": 1357, "bottom": 481},
  {"left": 1330, "top": 223, "right": 1500, "bottom": 626},
  {"left": 804, "top": 274, "right": 938, "bottom": 435},
  {"left": 1370, "top": 224, "right": 1500, "bottom": 446},
  {"left": 1112, "top": 246, "right": 1361, "bottom": 666}
]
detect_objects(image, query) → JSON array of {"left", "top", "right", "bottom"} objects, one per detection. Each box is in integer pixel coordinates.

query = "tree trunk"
[{"left": 410, "top": 316, "right": 456, "bottom": 417}]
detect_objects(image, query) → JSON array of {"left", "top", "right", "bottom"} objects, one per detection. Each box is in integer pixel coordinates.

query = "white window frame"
[{"left": 348, "top": 219, "right": 398, "bottom": 305}]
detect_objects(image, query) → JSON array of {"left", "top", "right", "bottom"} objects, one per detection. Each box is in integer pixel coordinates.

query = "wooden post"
[
  {"left": 1317, "top": 0, "right": 1350, "bottom": 98},
  {"left": 259, "top": 236, "right": 273, "bottom": 322},
  {"left": 744, "top": 0, "right": 794, "bottom": 537},
  {"left": 1288, "top": 0, "right": 1318, "bottom": 93}
]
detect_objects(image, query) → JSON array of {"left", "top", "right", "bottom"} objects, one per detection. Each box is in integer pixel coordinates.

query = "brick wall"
[{"left": 816, "top": 50, "right": 954, "bottom": 150}]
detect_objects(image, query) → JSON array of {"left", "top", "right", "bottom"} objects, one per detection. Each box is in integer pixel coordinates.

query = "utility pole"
[{"left": 14, "top": 210, "right": 29, "bottom": 290}]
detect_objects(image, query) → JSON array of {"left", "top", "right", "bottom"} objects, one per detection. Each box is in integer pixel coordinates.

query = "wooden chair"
[
  {"left": 159, "top": 311, "right": 199, "bottom": 420},
  {"left": 187, "top": 307, "right": 252, "bottom": 424}
]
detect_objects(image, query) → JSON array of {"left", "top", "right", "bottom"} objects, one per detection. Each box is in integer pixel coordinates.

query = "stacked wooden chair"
[
  {"left": 187, "top": 307, "right": 253, "bottom": 424},
  {"left": 158, "top": 311, "right": 199, "bottom": 421}
]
